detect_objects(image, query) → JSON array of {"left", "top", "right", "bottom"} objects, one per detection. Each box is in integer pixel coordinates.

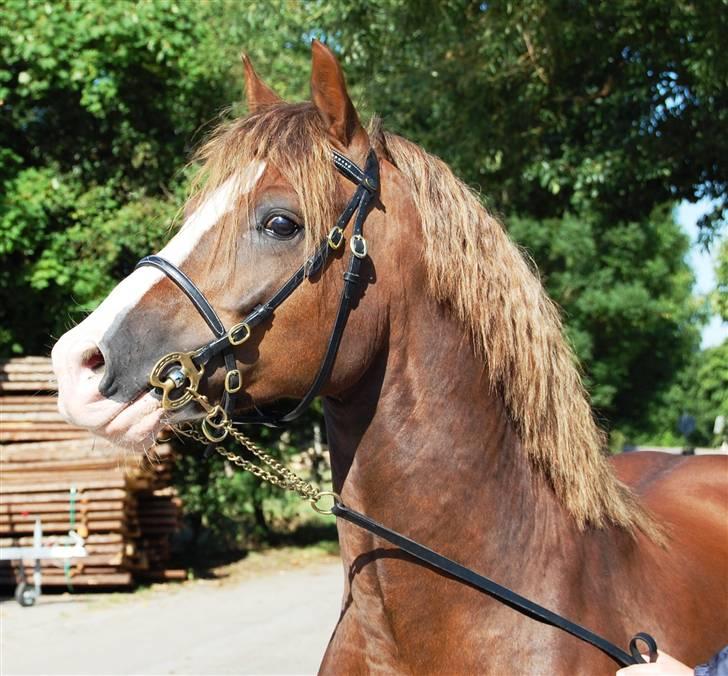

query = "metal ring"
[
  {"left": 228, "top": 322, "right": 251, "bottom": 346},
  {"left": 310, "top": 491, "right": 341, "bottom": 515},
  {"left": 149, "top": 352, "right": 204, "bottom": 410},
  {"left": 204, "top": 406, "right": 227, "bottom": 429},
  {"left": 350, "top": 234, "right": 367, "bottom": 259},
  {"left": 201, "top": 417, "right": 228, "bottom": 443}
]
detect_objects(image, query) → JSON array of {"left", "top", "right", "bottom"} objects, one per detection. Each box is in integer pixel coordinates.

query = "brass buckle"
[
  {"left": 149, "top": 352, "right": 204, "bottom": 410},
  {"left": 224, "top": 369, "right": 242, "bottom": 394},
  {"left": 350, "top": 234, "right": 367, "bottom": 258},
  {"left": 327, "top": 226, "right": 344, "bottom": 250},
  {"left": 228, "top": 322, "right": 251, "bottom": 346}
]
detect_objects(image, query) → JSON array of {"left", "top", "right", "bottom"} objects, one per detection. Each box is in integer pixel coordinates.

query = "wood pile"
[
  {"left": 0, "top": 356, "right": 85, "bottom": 442},
  {"left": 0, "top": 356, "right": 185, "bottom": 588}
]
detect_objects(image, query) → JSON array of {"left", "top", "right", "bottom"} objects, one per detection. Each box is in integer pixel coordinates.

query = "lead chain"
[{"left": 172, "top": 392, "right": 320, "bottom": 503}]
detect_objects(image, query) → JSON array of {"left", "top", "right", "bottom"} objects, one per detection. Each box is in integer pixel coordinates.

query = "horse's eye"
[{"left": 263, "top": 214, "right": 300, "bottom": 240}]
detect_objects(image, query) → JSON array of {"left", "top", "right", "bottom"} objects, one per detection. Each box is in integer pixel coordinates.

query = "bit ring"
[{"left": 149, "top": 352, "right": 204, "bottom": 410}]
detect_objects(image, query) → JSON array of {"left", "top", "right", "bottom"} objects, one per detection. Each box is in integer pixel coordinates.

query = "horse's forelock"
[{"left": 185, "top": 103, "right": 341, "bottom": 270}]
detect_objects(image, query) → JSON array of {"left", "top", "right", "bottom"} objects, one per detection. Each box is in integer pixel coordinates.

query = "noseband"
[{"left": 136, "top": 149, "right": 379, "bottom": 438}]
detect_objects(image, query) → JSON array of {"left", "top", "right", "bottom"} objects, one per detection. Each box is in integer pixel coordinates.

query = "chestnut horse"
[{"left": 52, "top": 42, "right": 727, "bottom": 674}]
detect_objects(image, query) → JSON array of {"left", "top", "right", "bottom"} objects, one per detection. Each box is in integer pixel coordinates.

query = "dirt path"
[{"left": 0, "top": 549, "right": 343, "bottom": 675}]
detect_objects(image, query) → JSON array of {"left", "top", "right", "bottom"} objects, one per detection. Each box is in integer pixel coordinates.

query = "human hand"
[{"left": 616, "top": 652, "right": 692, "bottom": 675}]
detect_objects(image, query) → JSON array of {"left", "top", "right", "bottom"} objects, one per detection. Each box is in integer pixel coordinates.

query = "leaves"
[{"left": 323, "top": 0, "right": 727, "bottom": 236}]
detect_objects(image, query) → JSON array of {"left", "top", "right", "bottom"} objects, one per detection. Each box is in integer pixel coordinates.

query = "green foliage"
[
  {"left": 714, "top": 239, "right": 728, "bottom": 323},
  {"left": 322, "top": 0, "right": 727, "bottom": 240},
  {"left": 508, "top": 205, "right": 702, "bottom": 430},
  {"left": 0, "top": 0, "right": 313, "bottom": 353},
  {"left": 628, "top": 341, "right": 728, "bottom": 447},
  {"left": 2, "top": 1, "right": 726, "bottom": 549}
]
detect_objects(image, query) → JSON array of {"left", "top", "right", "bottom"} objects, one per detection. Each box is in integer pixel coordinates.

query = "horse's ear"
[
  {"left": 242, "top": 53, "right": 283, "bottom": 112},
  {"left": 310, "top": 40, "right": 367, "bottom": 151}
]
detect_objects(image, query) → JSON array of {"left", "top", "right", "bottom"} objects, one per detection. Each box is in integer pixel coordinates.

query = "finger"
[{"left": 616, "top": 666, "right": 652, "bottom": 675}]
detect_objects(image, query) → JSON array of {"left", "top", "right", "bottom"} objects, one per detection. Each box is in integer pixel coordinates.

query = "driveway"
[{"left": 0, "top": 550, "right": 343, "bottom": 675}]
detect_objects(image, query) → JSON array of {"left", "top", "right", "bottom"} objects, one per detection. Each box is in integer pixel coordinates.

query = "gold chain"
[{"left": 171, "top": 388, "right": 338, "bottom": 513}]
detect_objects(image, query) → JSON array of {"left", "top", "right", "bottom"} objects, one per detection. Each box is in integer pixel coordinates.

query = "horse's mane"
[{"left": 189, "top": 103, "right": 658, "bottom": 539}]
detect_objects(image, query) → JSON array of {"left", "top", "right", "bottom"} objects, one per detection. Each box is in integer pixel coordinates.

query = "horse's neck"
[{"left": 324, "top": 290, "right": 577, "bottom": 581}]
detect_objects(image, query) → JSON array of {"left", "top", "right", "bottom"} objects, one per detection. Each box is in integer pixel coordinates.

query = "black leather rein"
[
  {"left": 135, "top": 148, "right": 657, "bottom": 668},
  {"left": 333, "top": 502, "right": 657, "bottom": 667}
]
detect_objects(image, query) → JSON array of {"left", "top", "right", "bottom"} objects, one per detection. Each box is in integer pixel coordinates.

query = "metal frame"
[{"left": 0, "top": 518, "right": 87, "bottom": 606}]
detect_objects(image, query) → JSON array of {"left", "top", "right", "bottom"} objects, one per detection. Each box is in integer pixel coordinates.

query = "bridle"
[
  {"left": 137, "top": 149, "right": 379, "bottom": 441},
  {"left": 135, "top": 148, "right": 658, "bottom": 668}
]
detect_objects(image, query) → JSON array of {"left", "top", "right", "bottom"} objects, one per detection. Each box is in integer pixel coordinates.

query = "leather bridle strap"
[
  {"left": 136, "top": 255, "right": 226, "bottom": 336},
  {"left": 332, "top": 502, "right": 658, "bottom": 668},
  {"left": 236, "top": 149, "right": 379, "bottom": 425}
]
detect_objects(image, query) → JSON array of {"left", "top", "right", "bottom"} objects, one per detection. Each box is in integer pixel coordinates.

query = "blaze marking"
[{"left": 74, "top": 162, "right": 265, "bottom": 341}]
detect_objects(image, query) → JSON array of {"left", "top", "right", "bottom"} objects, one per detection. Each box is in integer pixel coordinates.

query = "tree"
[
  {"left": 508, "top": 205, "right": 702, "bottom": 427},
  {"left": 714, "top": 239, "right": 728, "bottom": 322},
  {"left": 0, "top": 0, "right": 313, "bottom": 354},
  {"left": 634, "top": 340, "right": 728, "bottom": 447},
  {"left": 321, "top": 0, "right": 727, "bottom": 239}
]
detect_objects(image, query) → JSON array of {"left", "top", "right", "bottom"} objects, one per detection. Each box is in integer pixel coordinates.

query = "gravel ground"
[{"left": 0, "top": 549, "right": 343, "bottom": 676}]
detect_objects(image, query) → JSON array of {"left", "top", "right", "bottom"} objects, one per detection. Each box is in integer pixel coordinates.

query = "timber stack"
[{"left": 0, "top": 356, "right": 184, "bottom": 588}]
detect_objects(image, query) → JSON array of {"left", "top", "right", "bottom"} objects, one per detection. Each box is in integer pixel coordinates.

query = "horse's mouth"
[
  {"left": 56, "top": 380, "right": 165, "bottom": 450},
  {"left": 95, "top": 391, "right": 166, "bottom": 449}
]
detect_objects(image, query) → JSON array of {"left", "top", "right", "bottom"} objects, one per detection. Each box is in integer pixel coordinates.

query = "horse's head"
[{"left": 52, "top": 42, "right": 405, "bottom": 448}]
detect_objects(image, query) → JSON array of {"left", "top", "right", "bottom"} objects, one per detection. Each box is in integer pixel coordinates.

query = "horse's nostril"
[{"left": 80, "top": 346, "right": 106, "bottom": 374}]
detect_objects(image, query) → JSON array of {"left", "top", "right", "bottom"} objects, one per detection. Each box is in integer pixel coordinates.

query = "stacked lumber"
[
  {"left": 0, "top": 356, "right": 56, "bottom": 392},
  {"left": 0, "top": 357, "right": 184, "bottom": 588},
  {"left": 0, "top": 356, "right": 88, "bottom": 443}
]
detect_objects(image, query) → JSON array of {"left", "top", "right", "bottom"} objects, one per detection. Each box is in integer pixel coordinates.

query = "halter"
[{"left": 137, "top": 149, "right": 379, "bottom": 439}]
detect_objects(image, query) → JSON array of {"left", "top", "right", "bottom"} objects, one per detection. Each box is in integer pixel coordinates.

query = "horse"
[{"left": 52, "top": 41, "right": 727, "bottom": 674}]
